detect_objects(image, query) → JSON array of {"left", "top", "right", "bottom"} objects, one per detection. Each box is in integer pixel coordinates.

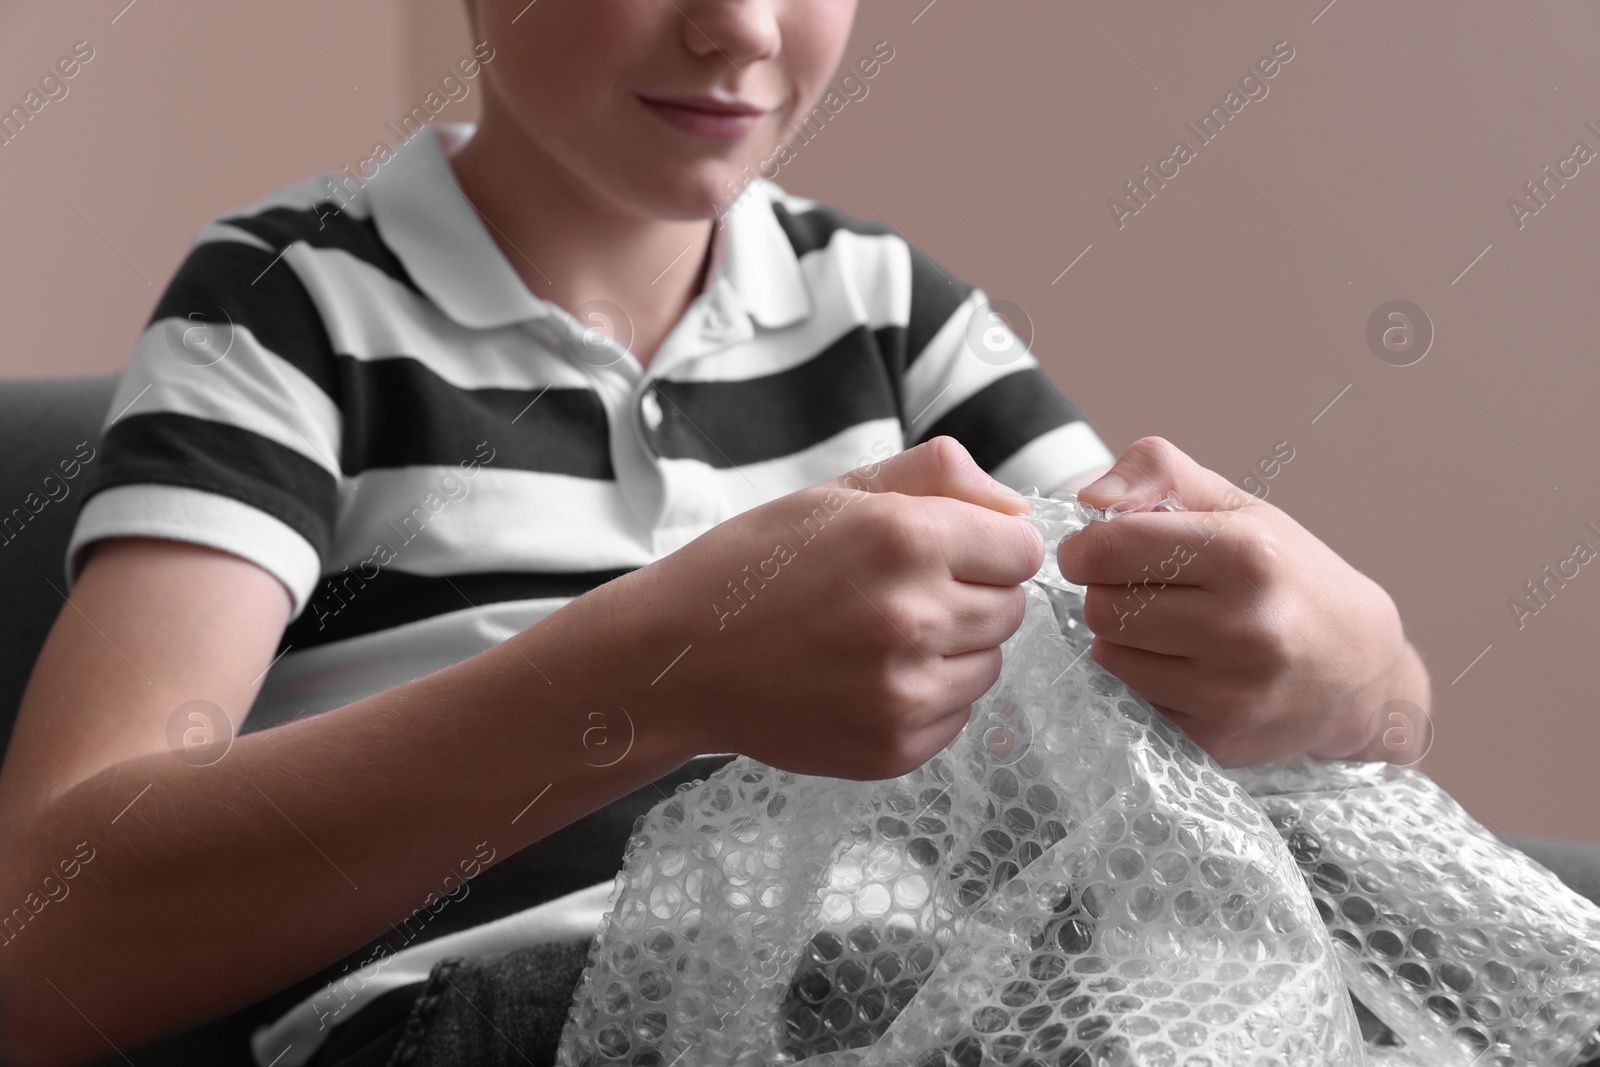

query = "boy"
[{"left": 0, "top": 1, "right": 1429, "bottom": 1062}]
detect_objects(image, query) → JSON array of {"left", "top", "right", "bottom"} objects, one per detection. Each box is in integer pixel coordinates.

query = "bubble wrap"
[{"left": 557, "top": 491, "right": 1600, "bottom": 1067}]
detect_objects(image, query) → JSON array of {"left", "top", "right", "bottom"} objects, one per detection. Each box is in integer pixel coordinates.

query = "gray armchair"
[{"left": 3, "top": 374, "right": 1599, "bottom": 1065}]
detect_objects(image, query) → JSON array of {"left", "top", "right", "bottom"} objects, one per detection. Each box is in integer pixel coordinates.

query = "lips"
[{"left": 638, "top": 93, "right": 771, "bottom": 140}]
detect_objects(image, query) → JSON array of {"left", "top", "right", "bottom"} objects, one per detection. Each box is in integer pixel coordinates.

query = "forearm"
[{"left": 0, "top": 575, "right": 692, "bottom": 1064}]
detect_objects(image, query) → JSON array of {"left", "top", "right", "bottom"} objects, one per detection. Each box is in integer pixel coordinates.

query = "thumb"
[
  {"left": 1074, "top": 436, "right": 1249, "bottom": 514},
  {"left": 825, "top": 435, "right": 1033, "bottom": 515}
]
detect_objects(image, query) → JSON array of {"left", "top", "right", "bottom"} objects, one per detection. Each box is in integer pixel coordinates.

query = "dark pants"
[{"left": 312, "top": 939, "right": 593, "bottom": 1067}]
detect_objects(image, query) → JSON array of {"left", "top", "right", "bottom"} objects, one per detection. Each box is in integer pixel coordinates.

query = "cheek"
[
  {"left": 779, "top": 0, "right": 859, "bottom": 112},
  {"left": 482, "top": 0, "right": 657, "bottom": 133}
]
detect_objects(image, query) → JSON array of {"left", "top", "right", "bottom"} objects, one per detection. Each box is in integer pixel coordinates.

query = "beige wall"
[{"left": 4, "top": 2, "right": 1599, "bottom": 842}]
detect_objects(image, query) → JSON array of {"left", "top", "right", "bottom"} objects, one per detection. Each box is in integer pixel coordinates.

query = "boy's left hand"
[{"left": 1056, "top": 436, "right": 1431, "bottom": 768}]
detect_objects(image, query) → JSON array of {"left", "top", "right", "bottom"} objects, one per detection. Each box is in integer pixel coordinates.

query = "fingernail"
[
  {"left": 991, "top": 477, "right": 1027, "bottom": 503},
  {"left": 1082, "top": 473, "right": 1127, "bottom": 500}
]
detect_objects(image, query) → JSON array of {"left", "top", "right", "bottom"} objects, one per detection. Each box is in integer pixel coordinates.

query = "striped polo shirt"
[{"left": 63, "top": 121, "right": 1114, "bottom": 730}]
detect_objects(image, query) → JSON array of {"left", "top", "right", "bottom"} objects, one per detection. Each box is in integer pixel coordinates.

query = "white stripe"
[
  {"left": 293, "top": 229, "right": 911, "bottom": 392},
  {"left": 773, "top": 190, "right": 823, "bottom": 215},
  {"left": 683, "top": 231, "right": 910, "bottom": 383},
  {"left": 327, "top": 466, "right": 657, "bottom": 576},
  {"left": 190, "top": 223, "right": 276, "bottom": 252},
  {"left": 673, "top": 416, "right": 905, "bottom": 523},
  {"left": 901, "top": 287, "right": 1042, "bottom": 434},
  {"left": 989, "top": 421, "right": 1116, "bottom": 497},
  {"left": 64, "top": 484, "right": 323, "bottom": 619},
  {"left": 317, "top": 417, "right": 902, "bottom": 583},
  {"left": 292, "top": 250, "right": 594, "bottom": 392},
  {"left": 111, "top": 319, "right": 344, "bottom": 479}
]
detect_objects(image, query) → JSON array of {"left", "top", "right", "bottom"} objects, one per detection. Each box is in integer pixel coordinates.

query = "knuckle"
[
  {"left": 1125, "top": 435, "right": 1182, "bottom": 472},
  {"left": 858, "top": 501, "right": 931, "bottom": 572},
  {"left": 925, "top": 434, "right": 974, "bottom": 480},
  {"left": 885, "top": 592, "right": 942, "bottom": 649},
  {"left": 1228, "top": 522, "right": 1282, "bottom": 586},
  {"left": 874, "top": 665, "right": 925, "bottom": 726}
]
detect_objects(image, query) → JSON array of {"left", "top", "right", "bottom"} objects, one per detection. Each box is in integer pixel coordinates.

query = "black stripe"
[
  {"left": 217, "top": 203, "right": 422, "bottom": 297},
  {"left": 913, "top": 367, "right": 1090, "bottom": 475},
  {"left": 279, "top": 566, "right": 636, "bottom": 653},
  {"left": 903, "top": 243, "right": 974, "bottom": 371},
  {"left": 148, "top": 240, "right": 343, "bottom": 406},
  {"left": 337, "top": 355, "right": 615, "bottom": 479},
  {"left": 872, "top": 324, "right": 910, "bottom": 430},
  {"left": 78, "top": 412, "right": 339, "bottom": 560},
  {"left": 770, "top": 200, "right": 896, "bottom": 257},
  {"left": 647, "top": 324, "right": 900, "bottom": 467}
]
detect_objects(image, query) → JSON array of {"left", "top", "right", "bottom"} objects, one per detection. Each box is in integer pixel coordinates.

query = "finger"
[
  {"left": 1072, "top": 435, "right": 1250, "bottom": 515},
  {"left": 1086, "top": 637, "right": 1201, "bottom": 718},
  {"left": 827, "top": 435, "right": 1032, "bottom": 516},
  {"left": 1057, "top": 508, "right": 1271, "bottom": 590},
  {"left": 932, "top": 645, "right": 1006, "bottom": 718},
  {"left": 870, "top": 700, "right": 976, "bottom": 780},
  {"left": 936, "top": 582, "right": 1030, "bottom": 657},
  {"left": 917, "top": 496, "right": 1046, "bottom": 587},
  {"left": 1079, "top": 583, "right": 1221, "bottom": 657},
  {"left": 1085, "top": 640, "right": 1275, "bottom": 762}
]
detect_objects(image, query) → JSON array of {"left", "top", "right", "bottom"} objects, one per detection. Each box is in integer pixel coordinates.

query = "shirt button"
[{"left": 640, "top": 389, "right": 664, "bottom": 431}]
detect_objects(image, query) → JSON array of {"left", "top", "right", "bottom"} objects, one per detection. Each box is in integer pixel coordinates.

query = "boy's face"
[{"left": 467, "top": 0, "right": 860, "bottom": 221}]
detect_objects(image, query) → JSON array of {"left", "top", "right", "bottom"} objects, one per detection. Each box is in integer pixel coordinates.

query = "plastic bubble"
[{"left": 558, "top": 490, "right": 1600, "bottom": 1066}]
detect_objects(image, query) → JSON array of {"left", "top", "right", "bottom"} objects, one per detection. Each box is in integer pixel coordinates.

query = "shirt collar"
[{"left": 365, "top": 122, "right": 812, "bottom": 333}]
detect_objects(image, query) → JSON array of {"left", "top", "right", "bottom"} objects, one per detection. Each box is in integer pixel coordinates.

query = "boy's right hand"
[{"left": 607, "top": 436, "right": 1046, "bottom": 780}]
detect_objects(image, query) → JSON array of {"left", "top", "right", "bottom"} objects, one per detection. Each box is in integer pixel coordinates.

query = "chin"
[{"left": 618, "top": 166, "right": 750, "bottom": 222}]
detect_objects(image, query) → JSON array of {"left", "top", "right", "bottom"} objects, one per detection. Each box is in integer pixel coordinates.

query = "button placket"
[{"left": 639, "top": 388, "right": 664, "bottom": 432}]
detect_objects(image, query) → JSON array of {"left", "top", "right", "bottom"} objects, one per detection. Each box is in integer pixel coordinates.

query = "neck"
[{"left": 444, "top": 104, "right": 715, "bottom": 368}]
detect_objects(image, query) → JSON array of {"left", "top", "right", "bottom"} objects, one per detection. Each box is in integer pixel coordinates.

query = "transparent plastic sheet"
[{"left": 556, "top": 490, "right": 1600, "bottom": 1067}]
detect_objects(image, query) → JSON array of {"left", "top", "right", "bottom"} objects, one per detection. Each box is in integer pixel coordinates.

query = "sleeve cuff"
[
  {"left": 990, "top": 421, "right": 1116, "bottom": 496},
  {"left": 64, "top": 484, "right": 323, "bottom": 622}
]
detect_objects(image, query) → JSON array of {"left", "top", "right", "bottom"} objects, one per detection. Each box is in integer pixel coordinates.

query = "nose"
[{"left": 678, "top": 0, "right": 781, "bottom": 67}]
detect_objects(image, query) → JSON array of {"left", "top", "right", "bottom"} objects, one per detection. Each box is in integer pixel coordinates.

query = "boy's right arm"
[{"left": 0, "top": 436, "right": 1044, "bottom": 1065}]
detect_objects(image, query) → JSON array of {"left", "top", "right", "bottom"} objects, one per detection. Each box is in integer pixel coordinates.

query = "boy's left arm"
[{"left": 1054, "top": 435, "right": 1432, "bottom": 769}]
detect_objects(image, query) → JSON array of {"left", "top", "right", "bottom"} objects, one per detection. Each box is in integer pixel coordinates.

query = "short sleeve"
[
  {"left": 64, "top": 224, "right": 345, "bottom": 622},
  {"left": 896, "top": 247, "right": 1115, "bottom": 495}
]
